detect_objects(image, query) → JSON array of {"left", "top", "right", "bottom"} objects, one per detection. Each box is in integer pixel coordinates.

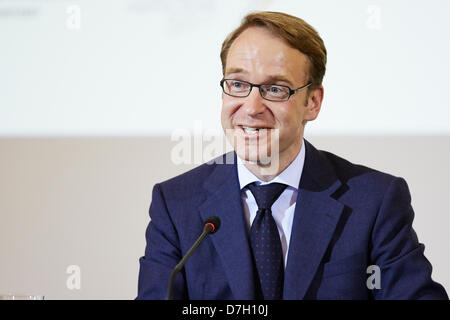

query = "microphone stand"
[{"left": 165, "top": 224, "right": 213, "bottom": 300}]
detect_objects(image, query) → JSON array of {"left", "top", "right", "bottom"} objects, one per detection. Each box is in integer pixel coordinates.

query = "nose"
[{"left": 242, "top": 86, "right": 266, "bottom": 116}]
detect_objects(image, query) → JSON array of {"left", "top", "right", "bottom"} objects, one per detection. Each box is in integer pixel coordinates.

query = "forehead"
[{"left": 225, "top": 26, "right": 309, "bottom": 83}]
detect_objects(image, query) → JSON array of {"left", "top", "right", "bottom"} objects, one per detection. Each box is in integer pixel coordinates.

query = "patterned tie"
[{"left": 247, "top": 182, "right": 287, "bottom": 300}]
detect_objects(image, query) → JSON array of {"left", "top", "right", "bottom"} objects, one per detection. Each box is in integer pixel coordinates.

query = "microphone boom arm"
[{"left": 165, "top": 226, "right": 210, "bottom": 300}]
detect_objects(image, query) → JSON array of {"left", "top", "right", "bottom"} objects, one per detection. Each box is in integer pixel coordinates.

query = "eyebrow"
[
  {"left": 225, "top": 67, "right": 247, "bottom": 76},
  {"left": 224, "top": 68, "right": 294, "bottom": 87},
  {"left": 264, "top": 75, "right": 294, "bottom": 87}
]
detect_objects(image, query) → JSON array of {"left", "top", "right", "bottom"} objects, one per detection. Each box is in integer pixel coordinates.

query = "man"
[{"left": 137, "top": 11, "right": 448, "bottom": 299}]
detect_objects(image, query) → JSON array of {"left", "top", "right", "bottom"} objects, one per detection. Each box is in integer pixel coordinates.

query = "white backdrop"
[{"left": 1, "top": 0, "right": 450, "bottom": 136}]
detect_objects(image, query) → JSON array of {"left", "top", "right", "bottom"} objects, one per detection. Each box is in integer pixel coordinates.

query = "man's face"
[{"left": 221, "top": 26, "right": 322, "bottom": 165}]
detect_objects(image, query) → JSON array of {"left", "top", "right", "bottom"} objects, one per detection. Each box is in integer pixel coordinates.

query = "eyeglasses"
[{"left": 220, "top": 79, "right": 312, "bottom": 102}]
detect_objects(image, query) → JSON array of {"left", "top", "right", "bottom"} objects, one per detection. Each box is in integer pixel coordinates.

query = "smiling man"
[
  {"left": 220, "top": 22, "right": 322, "bottom": 181},
  {"left": 137, "top": 11, "right": 448, "bottom": 300}
]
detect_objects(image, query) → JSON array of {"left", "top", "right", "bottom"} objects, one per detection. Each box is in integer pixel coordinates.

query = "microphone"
[{"left": 166, "top": 216, "right": 221, "bottom": 300}]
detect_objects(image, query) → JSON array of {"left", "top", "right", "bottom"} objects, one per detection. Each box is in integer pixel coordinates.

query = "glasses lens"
[
  {"left": 223, "top": 80, "right": 251, "bottom": 97},
  {"left": 261, "top": 85, "right": 290, "bottom": 101}
]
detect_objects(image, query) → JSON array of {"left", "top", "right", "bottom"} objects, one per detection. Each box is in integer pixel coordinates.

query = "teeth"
[{"left": 242, "top": 126, "right": 259, "bottom": 134}]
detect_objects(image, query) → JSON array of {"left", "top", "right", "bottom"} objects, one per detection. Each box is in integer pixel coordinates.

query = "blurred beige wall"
[{"left": 0, "top": 136, "right": 449, "bottom": 299}]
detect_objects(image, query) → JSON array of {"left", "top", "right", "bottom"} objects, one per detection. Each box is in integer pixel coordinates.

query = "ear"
[{"left": 304, "top": 85, "right": 324, "bottom": 121}]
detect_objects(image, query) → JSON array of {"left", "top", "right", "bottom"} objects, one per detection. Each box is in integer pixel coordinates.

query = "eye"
[
  {"left": 269, "top": 86, "right": 280, "bottom": 93},
  {"left": 226, "top": 80, "right": 249, "bottom": 92},
  {"left": 232, "top": 81, "right": 243, "bottom": 88},
  {"left": 267, "top": 85, "right": 288, "bottom": 96}
]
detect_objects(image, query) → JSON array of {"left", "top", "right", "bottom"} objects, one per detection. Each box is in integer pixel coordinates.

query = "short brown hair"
[{"left": 220, "top": 11, "right": 327, "bottom": 87}]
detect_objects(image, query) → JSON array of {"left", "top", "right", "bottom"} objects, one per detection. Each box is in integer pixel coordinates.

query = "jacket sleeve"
[
  {"left": 136, "top": 183, "right": 187, "bottom": 300},
  {"left": 370, "top": 177, "right": 448, "bottom": 300}
]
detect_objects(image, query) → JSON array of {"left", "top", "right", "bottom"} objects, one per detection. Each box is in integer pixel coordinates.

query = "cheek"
[
  {"left": 276, "top": 104, "right": 304, "bottom": 130},
  {"left": 221, "top": 98, "right": 242, "bottom": 126}
]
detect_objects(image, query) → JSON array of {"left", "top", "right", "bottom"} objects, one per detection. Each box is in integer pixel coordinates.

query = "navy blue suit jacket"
[{"left": 137, "top": 140, "right": 448, "bottom": 299}]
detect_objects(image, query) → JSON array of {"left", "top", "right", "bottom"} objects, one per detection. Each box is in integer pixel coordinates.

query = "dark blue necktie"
[{"left": 247, "top": 182, "right": 287, "bottom": 300}]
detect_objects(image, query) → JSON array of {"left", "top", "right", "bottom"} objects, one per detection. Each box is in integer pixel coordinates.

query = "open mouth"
[{"left": 240, "top": 126, "right": 272, "bottom": 135}]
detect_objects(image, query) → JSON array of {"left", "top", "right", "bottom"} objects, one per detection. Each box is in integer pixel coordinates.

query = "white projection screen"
[
  {"left": 1, "top": 0, "right": 449, "bottom": 136},
  {"left": 0, "top": 0, "right": 449, "bottom": 299}
]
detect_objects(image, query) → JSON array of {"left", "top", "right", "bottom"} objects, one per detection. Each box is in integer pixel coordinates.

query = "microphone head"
[{"left": 204, "top": 216, "right": 221, "bottom": 234}]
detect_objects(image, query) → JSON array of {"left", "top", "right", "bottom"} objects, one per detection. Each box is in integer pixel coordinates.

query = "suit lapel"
[
  {"left": 198, "top": 152, "right": 256, "bottom": 299},
  {"left": 283, "top": 140, "right": 346, "bottom": 300}
]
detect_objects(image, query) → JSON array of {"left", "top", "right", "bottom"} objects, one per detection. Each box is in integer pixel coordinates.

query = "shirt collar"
[{"left": 237, "top": 139, "right": 306, "bottom": 190}]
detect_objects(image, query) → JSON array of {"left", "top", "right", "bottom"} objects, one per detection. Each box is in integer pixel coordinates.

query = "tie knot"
[{"left": 247, "top": 182, "right": 287, "bottom": 211}]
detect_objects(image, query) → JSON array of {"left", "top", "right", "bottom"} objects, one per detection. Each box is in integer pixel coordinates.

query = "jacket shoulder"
[
  {"left": 319, "top": 148, "right": 400, "bottom": 189},
  {"left": 156, "top": 152, "right": 233, "bottom": 200}
]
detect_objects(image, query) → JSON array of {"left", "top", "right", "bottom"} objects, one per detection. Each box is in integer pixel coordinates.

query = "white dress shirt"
[{"left": 237, "top": 140, "right": 306, "bottom": 268}]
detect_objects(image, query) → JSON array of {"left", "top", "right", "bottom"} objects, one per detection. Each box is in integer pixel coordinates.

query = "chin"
[{"left": 235, "top": 143, "right": 273, "bottom": 166}]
